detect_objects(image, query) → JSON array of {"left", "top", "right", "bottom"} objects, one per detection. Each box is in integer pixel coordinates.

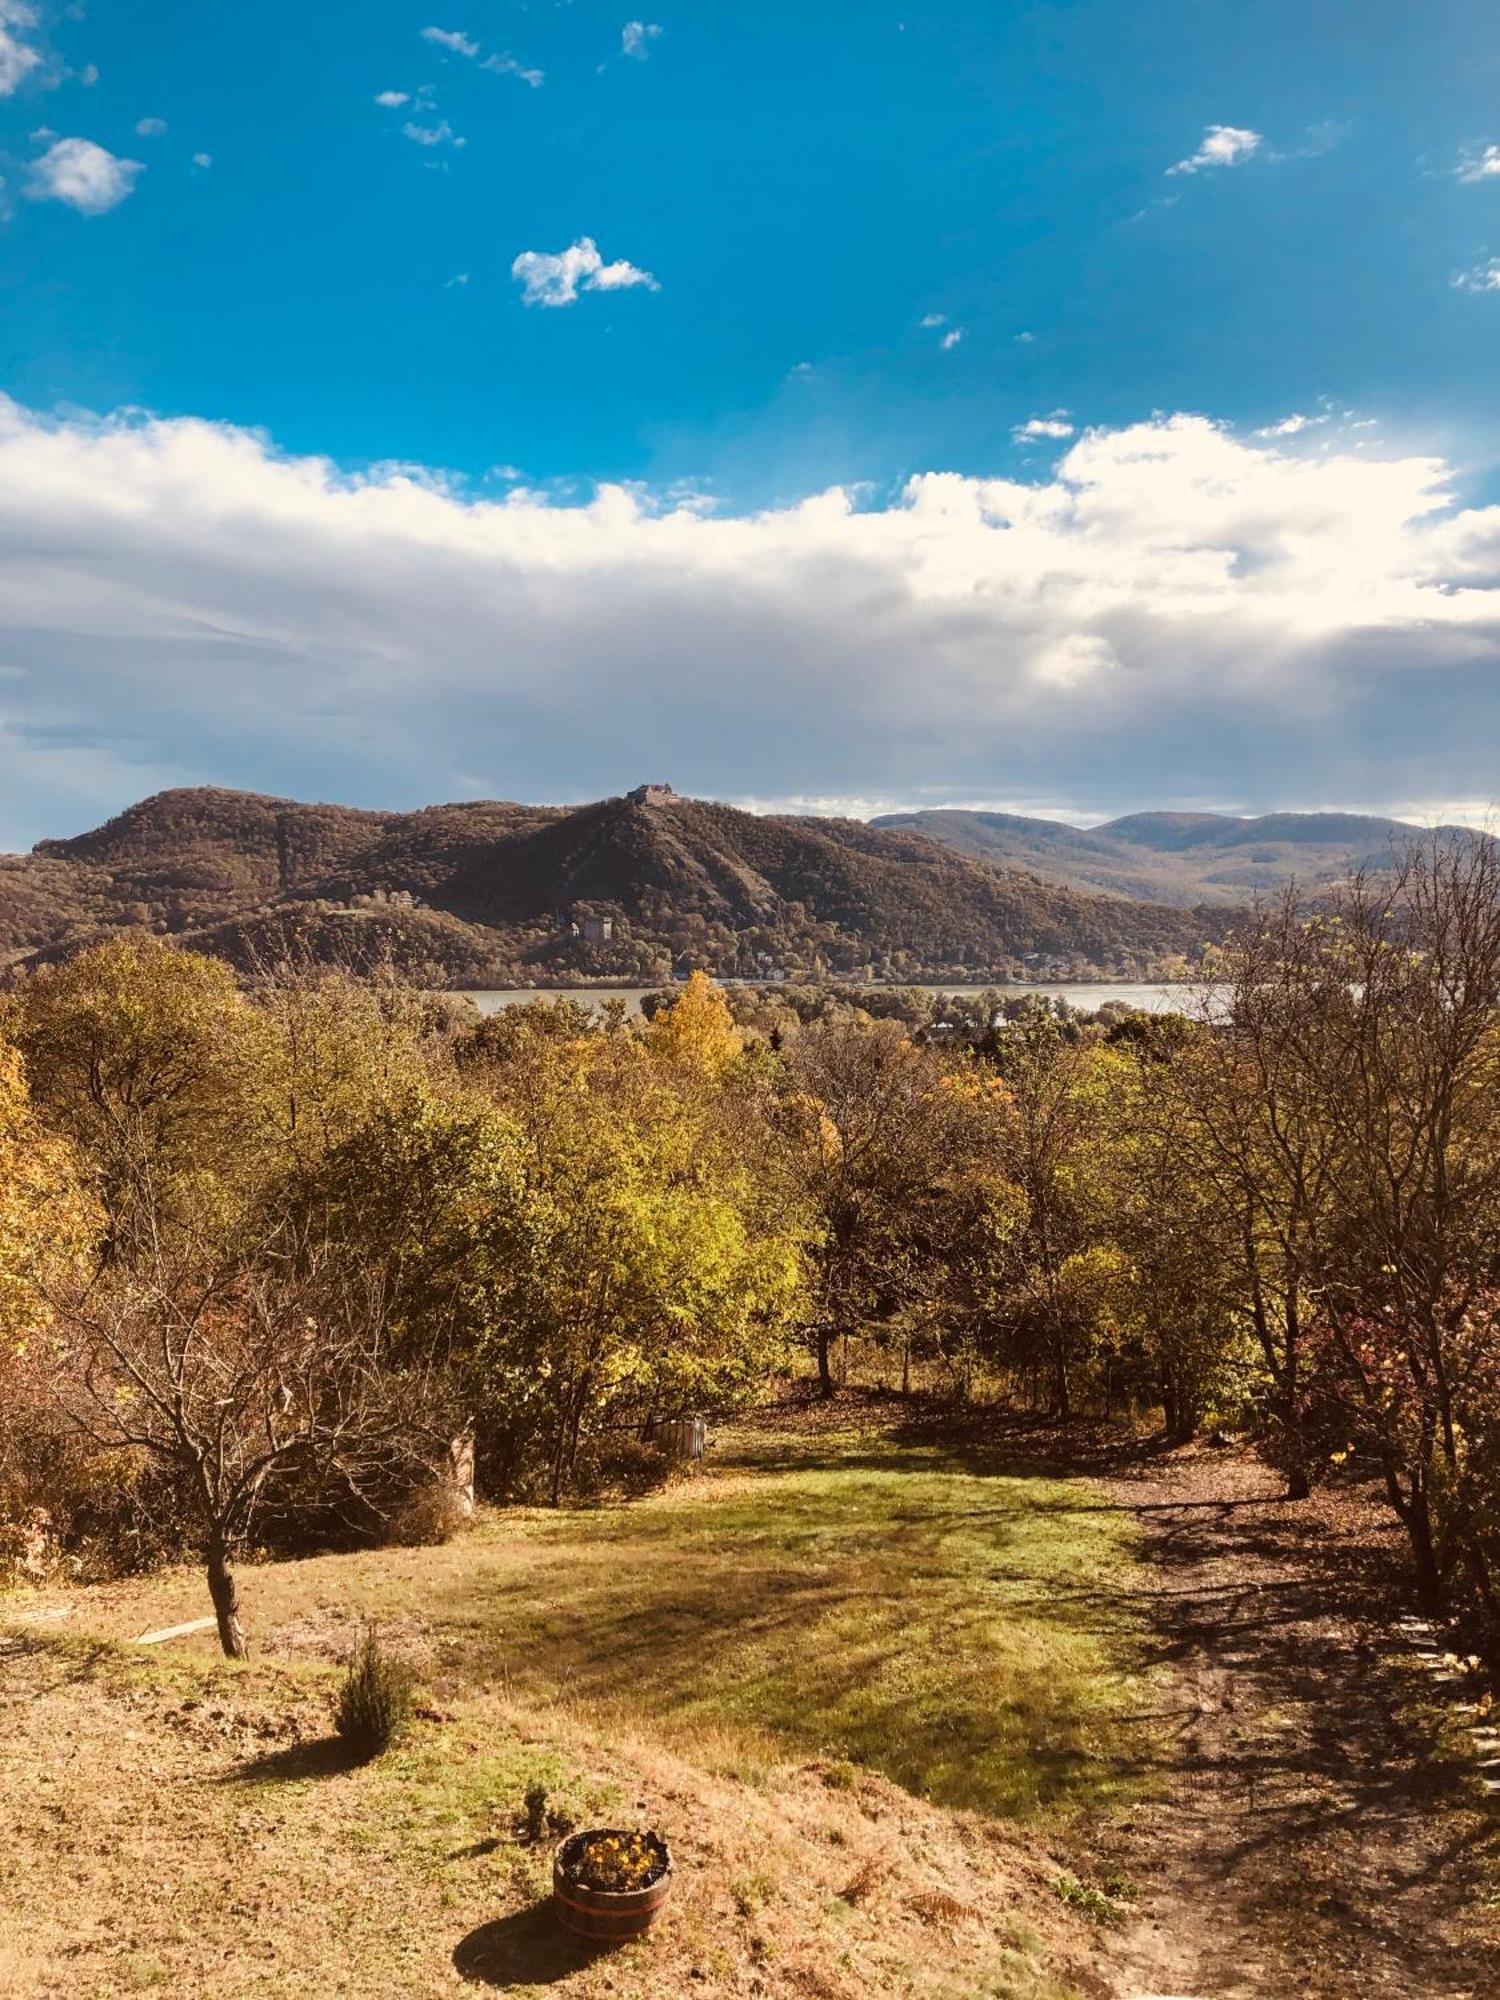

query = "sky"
[{"left": 1, "top": 0, "right": 1499, "bottom": 848}]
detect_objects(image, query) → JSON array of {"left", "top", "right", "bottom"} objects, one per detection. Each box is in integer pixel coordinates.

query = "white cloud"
[
  {"left": 939, "top": 328, "right": 963, "bottom": 351},
  {"left": 0, "top": 401, "right": 1497, "bottom": 846},
  {"left": 192, "top": 152, "right": 212, "bottom": 170},
  {"left": 622, "top": 20, "right": 663, "bottom": 58},
  {"left": 511, "top": 236, "right": 657, "bottom": 306},
  {"left": 1032, "top": 634, "right": 1117, "bottom": 689},
  {"left": 1255, "top": 412, "right": 1320, "bottom": 437},
  {"left": 1456, "top": 144, "right": 1500, "bottom": 183},
  {"left": 1014, "top": 414, "right": 1074, "bottom": 441},
  {"left": 446, "top": 272, "right": 470, "bottom": 288},
  {"left": 26, "top": 136, "right": 142, "bottom": 214},
  {"left": 133, "top": 116, "right": 167, "bottom": 138},
  {"left": 402, "top": 117, "right": 464, "bottom": 149},
  {"left": 1454, "top": 258, "right": 1500, "bottom": 294},
  {"left": 374, "top": 89, "right": 410, "bottom": 108},
  {"left": 482, "top": 52, "right": 543, "bottom": 86},
  {"left": 1168, "top": 124, "right": 1264, "bottom": 175},
  {"left": 920, "top": 312, "right": 946, "bottom": 328},
  {"left": 1014, "top": 330, "right": 1036, "bottom": 344},
  {"left": 420, "top": 25, "right": 542, "bottom": 84},
  {"left": 0, "top": 0, "right": 41, "bottom": 96},
  {"left": 420, "top": 26, "right": 478, "bottom": 56}
]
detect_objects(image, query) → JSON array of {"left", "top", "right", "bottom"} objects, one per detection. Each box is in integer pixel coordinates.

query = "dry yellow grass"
[{"left": 0, "top": 1411, "right": 1152, "bottom": 1997}]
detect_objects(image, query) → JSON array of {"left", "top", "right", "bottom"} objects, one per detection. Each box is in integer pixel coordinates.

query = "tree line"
[{"left": 1, "top": 832, "right": 1497, "bottom": 1665}]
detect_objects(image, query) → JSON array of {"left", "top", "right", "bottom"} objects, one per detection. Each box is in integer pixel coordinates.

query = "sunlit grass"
[
  {"left": 423, "top": 1423, "right": 1151, "bottom": 1820},
  {"left": 35, "top": 1414, "right": 1155, "bottom": 1824}
]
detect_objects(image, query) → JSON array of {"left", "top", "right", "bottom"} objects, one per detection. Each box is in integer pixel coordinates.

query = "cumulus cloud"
[
  {"left": 26, "top": 136, "right": 142, "bottom": 213},
  {"left": 939, "top": 328, "right": 963, "bottom": 351},
  {"left": 0, "top": 401, "right": 1497, "bottom": 848},
  {"left": 1014, "top": 414, "right": 1073, "bottom": 440},
  {"left": 511, "top": 237, "right": 657, "bottom": 306},
  {"left": 622, "top": 20, "right": 663, "bottom": 58},
  {"left": 0, "top": 0, "right": 41, "bottom": 96},
  {"left": 1168, "top": 124, "right": 1263, "bottom": 175},
  {"left": 1456, "top": 144, "right": 1500, "bottom": 183},
  {"left": 133, "top": 116, "right": 166, "bottom": 138},
  {"left": 191, "top": 152, "right": 212, "bottom": 169},
  {"left": 374, "top": 89, "right": 410, "bottom": 107},
  {"left": 1454, "top": 259, "right": 1500, "bottom": 294}
]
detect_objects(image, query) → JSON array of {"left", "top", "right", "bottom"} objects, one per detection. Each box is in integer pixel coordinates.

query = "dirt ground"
[
  {"left": 3, "top": 1399, "right": 1497, "bottom": 1997},
  {"left": 1090, "top": 1449, "right": 1500, "bottom": 2000}
]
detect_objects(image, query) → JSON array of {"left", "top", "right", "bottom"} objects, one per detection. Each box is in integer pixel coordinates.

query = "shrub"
[
  {"left": 572, "top": 1433, "right": 672, "bottom": 1500},
  {"left": 391, "top": 1479, "right": 470, "bottom": 1548},
  {"left": 333, "top": 1627, "right": 415, "bottom": 1761}
]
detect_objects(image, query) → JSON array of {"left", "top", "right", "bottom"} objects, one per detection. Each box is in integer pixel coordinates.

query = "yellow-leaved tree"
[{"left": 0, "top": 1034, "right": 91, "bottom": 1356}]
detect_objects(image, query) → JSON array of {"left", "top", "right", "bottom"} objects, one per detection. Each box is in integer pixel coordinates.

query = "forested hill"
[
  {"left": 0, "top": 786, "right": 1227, "bottom": 986},
  {"left": 871, "top": 807, "right": 1493, "bottom": 906}
]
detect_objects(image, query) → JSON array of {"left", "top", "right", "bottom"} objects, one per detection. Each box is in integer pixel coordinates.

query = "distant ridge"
[
  {"left": 0, "top": 785, "right": 1226, "bottom": 986},
  {"left": 870, "top": 808, "right": 1493, "bottom": 906}
]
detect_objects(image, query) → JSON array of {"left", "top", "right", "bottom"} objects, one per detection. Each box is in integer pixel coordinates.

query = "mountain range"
[
  {"left": 1, "top": 785, "right": 1228, "bottom": 988},
  {"left": 870, "top": 808, "right": 1490, "bottom": 906}
]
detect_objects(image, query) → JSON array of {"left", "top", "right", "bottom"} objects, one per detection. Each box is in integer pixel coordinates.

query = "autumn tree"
[
  {"left": 984, "top": 1008, "right": 1118, "bottom": 1418},
  {"left": 450, "top": 991, "right": 805, "bottom": 1498},
  {"left": 51, "top": 1213, "right": 454, "bottom": 1656},
  {"left": 781, "top": 1019, "right": 993, "bottom": 1397},
  {"left": 1246, "top": 841, "right": 1500, "bottom": 1621}
]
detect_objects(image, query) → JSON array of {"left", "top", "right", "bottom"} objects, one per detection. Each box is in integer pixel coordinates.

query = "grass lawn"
[{"left": 0, "top": 1401, "right": 1157, "bottom": 1998}]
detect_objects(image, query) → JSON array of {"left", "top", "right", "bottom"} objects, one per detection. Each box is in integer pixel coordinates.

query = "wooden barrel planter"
[
  {"left": 646, "top": 1416, "right": 706, "bottom": 1463},
  {"left": 553, "top": 1829, "right": 673, "bottom": 1942}
]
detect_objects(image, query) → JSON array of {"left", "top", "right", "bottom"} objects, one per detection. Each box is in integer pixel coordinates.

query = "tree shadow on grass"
[
  {"left": 453, "top": 1903, "right": 611, "bottom": 1986},
  {"left": 228, "top": 1734, "right": 359, "bottom": 1783}
]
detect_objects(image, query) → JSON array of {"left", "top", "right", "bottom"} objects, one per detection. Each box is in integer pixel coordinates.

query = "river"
[{"left": 460, "top": 981, "right": 1205, "bottom": 1018}]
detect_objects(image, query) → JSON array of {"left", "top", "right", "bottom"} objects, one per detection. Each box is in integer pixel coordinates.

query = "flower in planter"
[{"left": 565, "top": 1829, "right": 668, "bottom": 1893}]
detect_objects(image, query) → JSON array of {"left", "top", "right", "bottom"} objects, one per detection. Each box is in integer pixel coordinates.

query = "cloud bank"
[{"left": 0, "top": 400, "right": 1497, "bottom": 848}]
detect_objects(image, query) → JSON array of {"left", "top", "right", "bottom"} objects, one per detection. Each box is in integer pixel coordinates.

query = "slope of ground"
[
  {"left": 872, "top": 809, "right": 1492, "bottom": 907},
  {"left": 1095, "top": 1448, "right": 1500, "bottom": 2000},
  {"left": 0, "top": 787, "right": 1223, "bottom": 984},
  {"left": 8, "top": 1404, "right": 1490, "bottom": 1998},
  {"left": 0, "top": 1410, "right": 1152, "bottom": 1999}
]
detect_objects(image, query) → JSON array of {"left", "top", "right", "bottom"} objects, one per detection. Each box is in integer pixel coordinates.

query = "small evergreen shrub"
[{"left": 333, "top": 1626, "right": 415, "bottom": 1761}]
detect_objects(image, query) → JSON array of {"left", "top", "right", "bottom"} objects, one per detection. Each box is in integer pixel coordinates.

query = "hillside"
[
  {"left": 0, "top": 785, "right": 1225, "bottom": 986},
  {"left": 871, "top": 807, "right": 1493, "bottom": 905}
]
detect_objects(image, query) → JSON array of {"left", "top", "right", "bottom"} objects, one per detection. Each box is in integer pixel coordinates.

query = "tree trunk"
[
  {"left": 817, "top": 1326, "right": 834, "bottom": 1399},
  {"left": 1053, "top": 1349, "right": 1071, "bottom": 1421},
  {"left": 1405, "top": 1484, "right": 1443, "bottom": 1609},
  {"left": 206, "top": 1538, "right": 248, "bottom": 1660}
]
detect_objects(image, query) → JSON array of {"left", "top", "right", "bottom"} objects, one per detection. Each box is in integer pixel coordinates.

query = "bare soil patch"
[{"left": 1090, "top": 1449, "right": 1500, "bottom": 1999}]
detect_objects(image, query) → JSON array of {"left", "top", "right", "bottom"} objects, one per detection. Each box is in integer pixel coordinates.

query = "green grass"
[
  {"left": 0, "top": 1411, "right": 1154, "bottom": 1997},
  {"left": 100, "top": 1415, "right": 1150, "bottom": 1824},
  {"left": 26, "top": 1412, "right": 1155, "bottom": 1825},
  {"left": 428, "top": 1424, "right": 1150, "bottom": 1819}
]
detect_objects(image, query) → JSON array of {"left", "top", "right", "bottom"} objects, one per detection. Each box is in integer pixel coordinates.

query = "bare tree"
[{"left": 51, "top": 1201, "right": 454, "bottom": 1657}]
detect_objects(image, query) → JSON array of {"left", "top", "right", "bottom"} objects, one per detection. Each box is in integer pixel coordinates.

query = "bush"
[
  {"left": 391, "top": 1479, "right": 470, "bottom": 1547},
  {"left": 572, "top": 1433, "right": 672, "bottom": 1500},
  {"left": 333, "top": 1627, "right": 415, "bottom": 1761}
]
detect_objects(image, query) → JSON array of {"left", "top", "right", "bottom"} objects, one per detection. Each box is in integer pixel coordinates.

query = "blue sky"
[{"left": 0, "top": 0, "right": 1498, "bottom": 845}]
